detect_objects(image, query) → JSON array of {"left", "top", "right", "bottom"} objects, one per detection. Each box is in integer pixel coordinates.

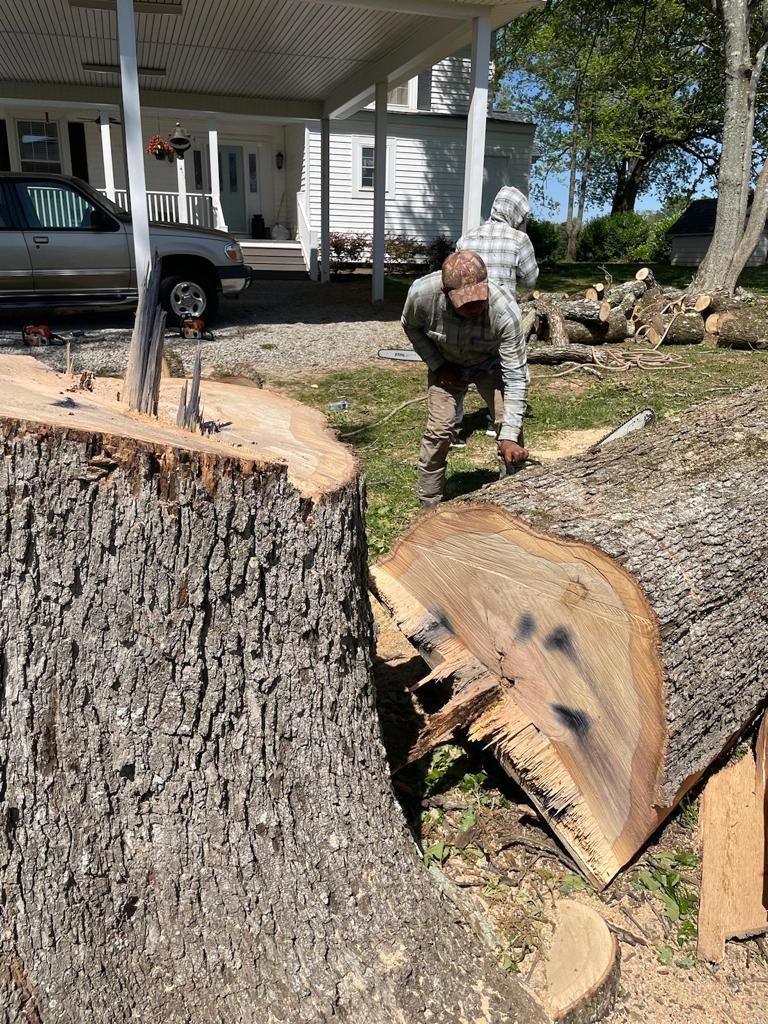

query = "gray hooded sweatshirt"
[{"left": 456, "top": 186, "right": 539, "bottom": 302}]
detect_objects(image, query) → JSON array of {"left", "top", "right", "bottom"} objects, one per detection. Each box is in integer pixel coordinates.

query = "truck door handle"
[{"left": 33, "top": 236, "right": 49, "bottom": 244}]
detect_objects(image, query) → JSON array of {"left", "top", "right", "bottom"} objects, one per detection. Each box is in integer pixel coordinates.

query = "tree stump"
[
  {"left": 372, "top": 388, "right": 768, "bottom": 885},
  {"left": 0, "top": 357, "right": 546, "bottom": 1023}
]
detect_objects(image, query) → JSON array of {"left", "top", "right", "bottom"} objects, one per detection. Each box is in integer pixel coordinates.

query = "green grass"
[{"left": 274, "top": 345, "right": 768, "bottom": 558}]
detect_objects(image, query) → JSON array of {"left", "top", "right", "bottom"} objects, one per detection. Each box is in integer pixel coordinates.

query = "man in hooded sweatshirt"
[{"left": 456, "top": 185, "right": 539, "bottom": 301}]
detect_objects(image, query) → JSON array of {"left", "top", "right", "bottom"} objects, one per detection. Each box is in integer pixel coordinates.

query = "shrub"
[
  {"left": 526, "top": 218, "right": 566, "bottom": 263},
  {"left": 384, "top": 235, "right": 424, "bottom": 272},
  {"left": 426, "top": 234, "right": 455, "bottom": 271},
  {"left": 328, "top": 232, "right": 369, "bottom": 273},
  {"left": 576, "top": 212, "right": 653, "bottom": 262}
]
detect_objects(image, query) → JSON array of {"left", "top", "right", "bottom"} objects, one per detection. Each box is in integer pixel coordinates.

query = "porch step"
[{"left": 241, "top": 240, "right": 308, "bottom": 275}]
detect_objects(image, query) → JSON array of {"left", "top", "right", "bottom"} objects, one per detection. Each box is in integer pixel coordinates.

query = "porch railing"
[
  {"left": 101, "top": 188, "right": 216, "bottom": 229},
  {"left": 296, "top": 190, "right": 318, "bottom": 281}
]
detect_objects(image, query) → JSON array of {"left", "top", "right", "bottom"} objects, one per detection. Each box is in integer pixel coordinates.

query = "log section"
[
  {"left": 372, "top": 388, "right": 768, "bottom": 885},
  {"left": 0, "top": 357, "right": 545, "bottom": 1023}
]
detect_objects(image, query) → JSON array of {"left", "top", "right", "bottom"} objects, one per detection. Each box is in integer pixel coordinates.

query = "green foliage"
[
  {"left": 527, "top": 217, "right": 566, "bottom": 262},
  {"left": 576, "top": 212, "right": 654, "bottom": 261},
  {"left": 636, "top": 851, "right": 699, "bottom": 956},
  {"left": 423, "top": 841, "right": 451, "bottom": 867},
  {"left": 425, "top": 234, "right": 455, "bottom": 272},
  {"left": 558, "top": 873, "right": 587, "bottom": 897},
  {"left": 384, "top": 235, "right": 424, "bottom": 272},
  {"left": 423, "top": 747, "right": 465, "bottom": 796}
]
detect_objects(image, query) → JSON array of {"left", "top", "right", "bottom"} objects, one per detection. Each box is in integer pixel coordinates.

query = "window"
[
  {"left": 17, "top": 120, "right": 61, "bottom": 173},
  {"left": 353, "top": 140, "right": 395, "bottom": 195},
  {"left": 248, "top": 153, "right": 258, "bottom": 193},
  {"left": 387, "top": 79, "right": 416, "bottom": 109},
  {"left": 360, "top": 146, "right": 375, "bottom": 190},
  {"left": 15, "top": 181, "right": 101, "bottom": 230},
  {"left": 193, "top": 150, "right": 204, "bottom": 191},
  {"left": 228, "top": 151, "right": 238, "bottom": 192}
]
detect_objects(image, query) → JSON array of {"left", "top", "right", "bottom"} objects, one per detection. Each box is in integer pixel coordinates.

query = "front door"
[
  {"left": 14, "top": 179, "right": 131, "bottom": 295},
  {"left": 218, "top": 146, "right": 246, "bottom": 234}
]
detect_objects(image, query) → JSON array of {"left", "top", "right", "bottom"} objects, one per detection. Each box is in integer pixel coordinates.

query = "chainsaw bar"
[
  {"left": 593, "top": 408, "right": 656, "bottom": 449},
  {"left": 378, "top": 348, "right": 422, "bottom": 362}
]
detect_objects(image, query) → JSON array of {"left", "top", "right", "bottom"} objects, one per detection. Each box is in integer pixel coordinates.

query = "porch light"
[{"left": 275, "top": 152, "right": 284, "bottom": 171}]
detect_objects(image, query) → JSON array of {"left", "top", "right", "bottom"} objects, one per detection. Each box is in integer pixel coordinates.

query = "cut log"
[
  {"left": 564, "top": 311, "right": 633, "bottom": 345},
  {"left": 585, "top": 288, "right": 599, "bottom": 302},
  {"left": 527, "top": 345, "right": 606, "bottom": 366},
  {"left": 544, "top": 903, "right": 620, "bottom": 1023},
  {"left": 717, "top": 308, "right": 768, "bottom": 349},
  {"left": 543, "top": 299, "right": 604, "bottom": 323},
  {"left": 656, "top": 311, "right": 705, "bottom": 346},
  {"left": 705, "top": 313, "right": 721, "bottom": 334},
  {"left": 693, "top": 293, "right": 712, "bottom": 313},
  {"left": 697, "top": 715, "right": 768, "bottom": 962},
  {"left": 635, "top": 267, "right": 656, "bottom": 287},
  {"left": 0, "top": 356, "right": 546, "bottom": 1023},
  {"left": 371, "top": 388, "right": 768, "bottom": 886},
  {"left": 539, "top": 305, "right": 571, "bottom": 348}
]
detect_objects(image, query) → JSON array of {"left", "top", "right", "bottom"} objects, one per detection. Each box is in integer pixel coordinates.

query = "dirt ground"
[{"left": 372, "top": 598, "right": 768, "bottom": 1024}]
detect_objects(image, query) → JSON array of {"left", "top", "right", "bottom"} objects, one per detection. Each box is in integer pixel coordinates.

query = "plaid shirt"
[
  {"left": 401, "top": 271, "right": 529, "bottom": 440},
  {"left": 456, "top": 187, "right": 539, "bottom": 301}
]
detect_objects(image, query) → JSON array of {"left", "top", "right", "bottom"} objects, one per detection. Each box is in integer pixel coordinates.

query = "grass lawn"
[{"left": 274, "top": 343, "right": 768, "bottom": 558}]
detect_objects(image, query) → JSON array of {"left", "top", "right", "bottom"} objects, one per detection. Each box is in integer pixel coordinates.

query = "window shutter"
[{"left": 416, "top": 70, "right": 432, "bottom": 112}]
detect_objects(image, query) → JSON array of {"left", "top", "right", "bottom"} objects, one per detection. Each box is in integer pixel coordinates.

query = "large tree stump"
[
  {"left": 372, "top": 388, "right": 768, "bottom": 886},
  {"left": 0, "top": 358, "right": 545, "bottom": 1023}
]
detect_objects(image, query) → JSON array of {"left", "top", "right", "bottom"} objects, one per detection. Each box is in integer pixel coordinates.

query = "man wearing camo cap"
[
  {"left": 401, "top": 250, "right": 529, "bottom": 509},
  {"left": 456, "top": 186, "right": 538, "bottom": 302}
]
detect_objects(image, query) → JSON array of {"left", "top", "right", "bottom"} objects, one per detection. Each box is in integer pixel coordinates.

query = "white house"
[
  {"left": 0, "top": 52, "right": 534, "bottom": 277},
  {"left": 0, "top": 0, "right": 540, "bottom": 301}
]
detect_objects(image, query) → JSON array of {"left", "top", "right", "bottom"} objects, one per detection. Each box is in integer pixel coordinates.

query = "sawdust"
[{"left": 534, "top": 427, "right": 608, "bottom": 461}]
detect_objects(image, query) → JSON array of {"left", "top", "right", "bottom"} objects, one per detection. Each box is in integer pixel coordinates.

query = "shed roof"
[
  {"left": 0, "top": 0, "right": 539, "bottom": 119},
  {"left": 667, "top": 198, "right": 717, "bottom": 236}
]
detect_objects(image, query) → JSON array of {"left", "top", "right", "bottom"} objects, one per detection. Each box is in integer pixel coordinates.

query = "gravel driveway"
[{"left": 0, "top": 277, "right": 413, "bottom": 379}]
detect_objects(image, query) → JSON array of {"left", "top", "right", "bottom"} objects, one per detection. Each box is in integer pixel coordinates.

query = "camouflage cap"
[{"left": 441, "top": 250, "right": 489, "bottom": 308}]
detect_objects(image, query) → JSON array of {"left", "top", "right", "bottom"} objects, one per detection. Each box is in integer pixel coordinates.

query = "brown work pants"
[{"left": 418, "top": 366, "right": 508, "bottom": 507}]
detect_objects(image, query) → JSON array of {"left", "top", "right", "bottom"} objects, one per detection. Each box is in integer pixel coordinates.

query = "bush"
[
  {"left": 526, "top": 218, "right": 566, "bottom": 263},
  {"left": 425, "top": 234, "right": 455, "bottom": 272},
  {"left": 384, "top": 235, "right": 424, "bottom": 272},
  {"left": 576, "top": 212, "right": 652, "bottom": 262},
  {"left": 328, "top": 232, "right": 368, "bottom": 273}
]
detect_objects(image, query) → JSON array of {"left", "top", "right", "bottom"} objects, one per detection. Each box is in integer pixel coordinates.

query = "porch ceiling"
[{"left": 0, "top": 0, "right": 538, "bottom": 119}]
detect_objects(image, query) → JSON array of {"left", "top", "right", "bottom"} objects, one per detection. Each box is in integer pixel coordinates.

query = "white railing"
[
  {"left": 296, "top": 190, "right": 318, "bottom": 281},
  {"left": 101, "top": 188, "right": 215, "bottom": 229}
]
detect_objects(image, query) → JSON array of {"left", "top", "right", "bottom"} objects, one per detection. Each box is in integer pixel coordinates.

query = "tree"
[
  {"left": 495, "top": 0, "right": 723, "bottom": 241},
  {"left": 693, "top": 0, "right": 768, "bottom": 293},
  {"left": 0, "top": 361, "right": 546, "bottom": 1023}
]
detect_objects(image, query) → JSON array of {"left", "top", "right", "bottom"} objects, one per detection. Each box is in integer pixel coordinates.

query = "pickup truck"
[{"left": 0, "top": 172, "right": 251, "bottom": 322}]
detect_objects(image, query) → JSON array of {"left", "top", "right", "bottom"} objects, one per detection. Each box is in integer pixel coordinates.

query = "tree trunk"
[
  {"left": 564, "top": 312, "right": 633, "bottom": 344},
  {"left": 692, "top": 0, "right": 764, "bottom": 294},
  {"left": 372, "top": 388, "right": 768, "bottom": 886},
  {"left": 610, "top": 157, "right": 644, "bottom": 214},
  {"left": 0, "top": 358, "right": 546, "bottom": 1023}
]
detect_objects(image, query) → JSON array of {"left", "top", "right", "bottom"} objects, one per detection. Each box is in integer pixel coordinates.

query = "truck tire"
[{"left": 160, "top": 271, "right": 219, "bottom": 324}]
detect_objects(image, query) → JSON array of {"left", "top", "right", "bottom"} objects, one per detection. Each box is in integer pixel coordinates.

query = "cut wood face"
[
  {"left": 372, "top": 504, "right": 667, "bottom": 885},
  {"left": 0, "top": 357, "right": 355, "bottom": 500},
  {"left": 544, "top": 901, "right": 619, "bottom": 1022}
]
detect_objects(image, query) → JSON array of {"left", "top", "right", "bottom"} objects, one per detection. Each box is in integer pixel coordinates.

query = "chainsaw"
[
  {"left": 179, "top": 318, "right": 214, "bottom": 341},
  {"left": 22, "top": 324, "right": 66, "bottom": 347}
]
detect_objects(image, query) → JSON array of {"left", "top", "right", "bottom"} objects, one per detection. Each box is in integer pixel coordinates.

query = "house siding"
[
  {"left": 430, "top": 52, "right": 472, "bottom": 115},
  {"left": 670, "top": 233, "right": 768, "bottom": 267},
  {"left": 305, "top": 111, "right": 534, "bottom": 243}
]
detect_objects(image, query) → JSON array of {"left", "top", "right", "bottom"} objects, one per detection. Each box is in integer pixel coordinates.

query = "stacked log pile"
[{"left": 524, "top": 269, "right": 768, "bottom": 362}]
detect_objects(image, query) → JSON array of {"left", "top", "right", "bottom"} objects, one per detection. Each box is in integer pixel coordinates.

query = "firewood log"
[
  {"left": 564, "top": 312, "right": 634, "bottom": 345},
  {"left": 716, "top": 309, "right": 768, "bottom": 349},
  {"left": 372, "top": 388, "right": 768, "bottom": 886},
  {"left": 527, "top": 344, "right": 606, "bottom": 366},
  {"left": 657, "top": 311, "right": 705, "bottom": 345}
]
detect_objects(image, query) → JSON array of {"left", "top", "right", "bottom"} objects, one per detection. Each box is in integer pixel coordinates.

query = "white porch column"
[
  {"left": 208, "top": 120, "right": 227, "bottom": 231},
  {"left": 372, "top": 80, "right": 387, "bottom": 304},
  {"left": 461, "top": 14, "right": 491, "bottom": 234},
  {"left": 116, "top": 0, "right": 151, "bottom": 282},
  {"left": 176, "top": 153, "right": 188, "bottom": 224},
  {"left": 320, "top": 116, "right": 331, "bottom": 284},
  {"left": 98, "top": 111, "right": 116, "bottom": 203}
]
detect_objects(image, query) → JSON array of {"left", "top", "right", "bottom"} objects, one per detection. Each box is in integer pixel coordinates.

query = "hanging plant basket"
[{"left": 145, "top": 135, "right": 176, "bottom": 161}]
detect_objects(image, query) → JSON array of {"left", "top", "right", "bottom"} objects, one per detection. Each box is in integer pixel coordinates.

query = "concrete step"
[{"left": 242, "top": 243, "right": 307, "bottom": 274}]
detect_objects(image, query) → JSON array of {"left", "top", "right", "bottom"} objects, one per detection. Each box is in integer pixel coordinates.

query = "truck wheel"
[{"left": 160, "top": 273, "right": 218, "bottom": 324}]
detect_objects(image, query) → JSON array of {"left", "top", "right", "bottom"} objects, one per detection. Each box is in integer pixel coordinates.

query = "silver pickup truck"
[{"left": 0, "top": 172, "right": 250, "bottom": 322}]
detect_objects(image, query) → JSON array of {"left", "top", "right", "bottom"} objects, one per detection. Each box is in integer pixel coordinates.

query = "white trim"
[
  {"left": 462, "top": 14, "right": 491, "bottom": 233},
  {"left": 207, "top": 120, "right": 227, "bottom": 231},
  {"left": 351, "top": 138, "right": 395, "bottom": 196},
  {"left": 99, "top": 111, "right": 116, "bottom": 202},
  {"left": 320, "top": 117, "right": 330, "bottom": 283},
  {"left": 372, "top": 80, "right": 387, "bottom": 304}
]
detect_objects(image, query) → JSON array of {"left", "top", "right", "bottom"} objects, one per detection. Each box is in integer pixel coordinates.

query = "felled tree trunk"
[
  {"left": 372, "top": 388, "right": 768, "bottom": 886},
  {"left": 565, "top": 312, "right": 635, "bottom": 345},
  {"left": 0, "top": 358, "right": 545, "bottom": 1024}
]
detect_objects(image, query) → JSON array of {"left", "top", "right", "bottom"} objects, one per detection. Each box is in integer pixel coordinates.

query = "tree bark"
[
  {"left": 564, "top": 311, "right": 633, "bottom": 344},
  {"left": 717, "top": 308, "right": 768, "bottom": 349},
  {"left": 610, "top": 157, "right": 645, "bottom": 214},
  {"left": 0, "top": 358, "right": 546, "bottom": 1023},
  {"left": 372, "top": 388, "right": 768, "bottom": 886}
]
